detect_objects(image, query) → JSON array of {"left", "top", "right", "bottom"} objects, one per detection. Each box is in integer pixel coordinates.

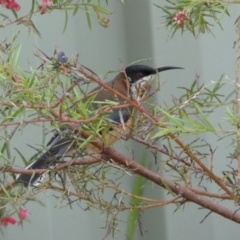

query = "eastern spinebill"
[{"left": 16, "top": 64, "right": 182, "bottom": 186}]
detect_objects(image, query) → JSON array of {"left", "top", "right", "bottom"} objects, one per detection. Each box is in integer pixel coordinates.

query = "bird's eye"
[{"left": 137, "top": 73, "right": 143, "bottom": 79}]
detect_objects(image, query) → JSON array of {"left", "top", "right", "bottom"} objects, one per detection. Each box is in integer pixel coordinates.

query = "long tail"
[
  {"left": 16, "top": 135, "right": 73, "bottom": 187},
  {"left": 17, "top": 151, "right": 57, "bottom": 187}
]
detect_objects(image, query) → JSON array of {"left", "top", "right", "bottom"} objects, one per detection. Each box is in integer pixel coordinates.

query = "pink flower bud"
[
  {"left": 0, "top": 0, "right": 20, "bottom": 11},
  {"left": 19, "top": 208, "right": 28, "bottom": 220},
  {"left": 41, "top": 0, "right": 51, "bottom": 14},
  {"left": 0, "top": 216, "right": 17, "bottom": 226}
]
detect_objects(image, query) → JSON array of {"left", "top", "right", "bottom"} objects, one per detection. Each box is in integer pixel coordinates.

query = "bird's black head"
[
  {"left": 125, "top": 64, "right": 183, "bottom": 84},
  {"left": 125, "top": 65, "right": 156, "bottom": 84}
]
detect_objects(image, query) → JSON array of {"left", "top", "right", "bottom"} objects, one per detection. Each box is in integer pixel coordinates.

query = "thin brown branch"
[
  {"left": 47, "top": 185, "right": 179, "bottom": 211},
  {"left": 0, "top": 118, "right": 52, "bottom": 127},
  {"left": 190, "top": 188, "right": 231, "bottom": 199},
  {"left": 131, "top": 136, "right": 197, "bottom": 168},
  {"left": 101, "top": 145, "right": 240, "bottom": 223},
  {"left": 3, "top": 157, "right": 100, "bottom": 175}
]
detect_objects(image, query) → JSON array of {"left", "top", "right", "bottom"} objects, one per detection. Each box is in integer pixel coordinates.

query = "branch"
[{"left": 102, "top": 145, "right": 240, "bottom": 223}]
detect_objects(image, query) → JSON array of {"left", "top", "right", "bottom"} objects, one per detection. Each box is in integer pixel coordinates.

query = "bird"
[{"left": 16, "top": 64, "right": 182, "bottom": 186}]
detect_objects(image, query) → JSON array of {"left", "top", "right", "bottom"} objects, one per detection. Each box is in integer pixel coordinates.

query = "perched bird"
[{"left": 16, "top": 64, "right": 182, "bottom": 186}]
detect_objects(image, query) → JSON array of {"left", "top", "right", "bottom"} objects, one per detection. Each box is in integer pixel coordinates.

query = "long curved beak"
[{"left": 157, "top": 66, "right": 184, "bottom": 72}]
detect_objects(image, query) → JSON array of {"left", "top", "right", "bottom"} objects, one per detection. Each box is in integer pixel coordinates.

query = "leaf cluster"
[{"left": 157, "top": 0, "right": 229, "bottom": 37}]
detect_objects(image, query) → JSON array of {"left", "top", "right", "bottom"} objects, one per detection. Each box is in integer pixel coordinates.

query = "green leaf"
[
  {"left": 85, "top": 5, "right": 92, "bottom": 29},
  {"left": 63, "top": 9, "right": 68, "bottom": 33},
  {"left": 194, "top": 102, "right": 214, "bottom": 130},
  {"left": 127, "top": 154, "right": 146, "bottom": 240}
]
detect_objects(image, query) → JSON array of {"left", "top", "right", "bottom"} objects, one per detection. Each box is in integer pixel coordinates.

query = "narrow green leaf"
[
  {"left": 194, "top": 102, "right": 214, "bottom": 130},
  {"left": 127, "top": 154, "right": 146, "bottom": 240},
  {"left": 85, "top": 5, "right": 92, "bottom": 29},
  {"left": 63, "top": 9, "right": 68, "bottom": 33}
]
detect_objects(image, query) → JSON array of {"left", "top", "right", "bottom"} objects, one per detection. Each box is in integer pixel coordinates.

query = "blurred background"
[{"left": 2, "top": 0, "right": 240, "bottom": 239}]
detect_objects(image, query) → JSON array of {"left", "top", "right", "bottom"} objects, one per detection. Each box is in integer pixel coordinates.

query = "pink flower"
[
  {"left": 41, "top": 0, "right": 51, "bottom": 14},
  {"left": 19, "top": 208, "right": 28, "bottom": 221},
  {"left": 5, "top": 216, "right": 17, "bottom": 224},
  {"left": 11, "top": 1, "right": 20, "bottom": 11},
  {"left": 0, "top": 216, "right": 17, "bottom": 226},
  {"left": 1, "top": 0, "right": 20, "bottom": 11},
  {"left": 173, "top": 11, "right": 188, "bottom": 27}
]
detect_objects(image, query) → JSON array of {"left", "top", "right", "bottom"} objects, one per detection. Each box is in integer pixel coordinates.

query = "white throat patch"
[{"left": 130, "top": 74, "right": 155, "bottom": 98}]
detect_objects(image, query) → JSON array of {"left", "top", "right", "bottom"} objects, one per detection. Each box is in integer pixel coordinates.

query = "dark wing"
[{"left": 16, "top": 129, "right": 76, "bottom": 186}]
